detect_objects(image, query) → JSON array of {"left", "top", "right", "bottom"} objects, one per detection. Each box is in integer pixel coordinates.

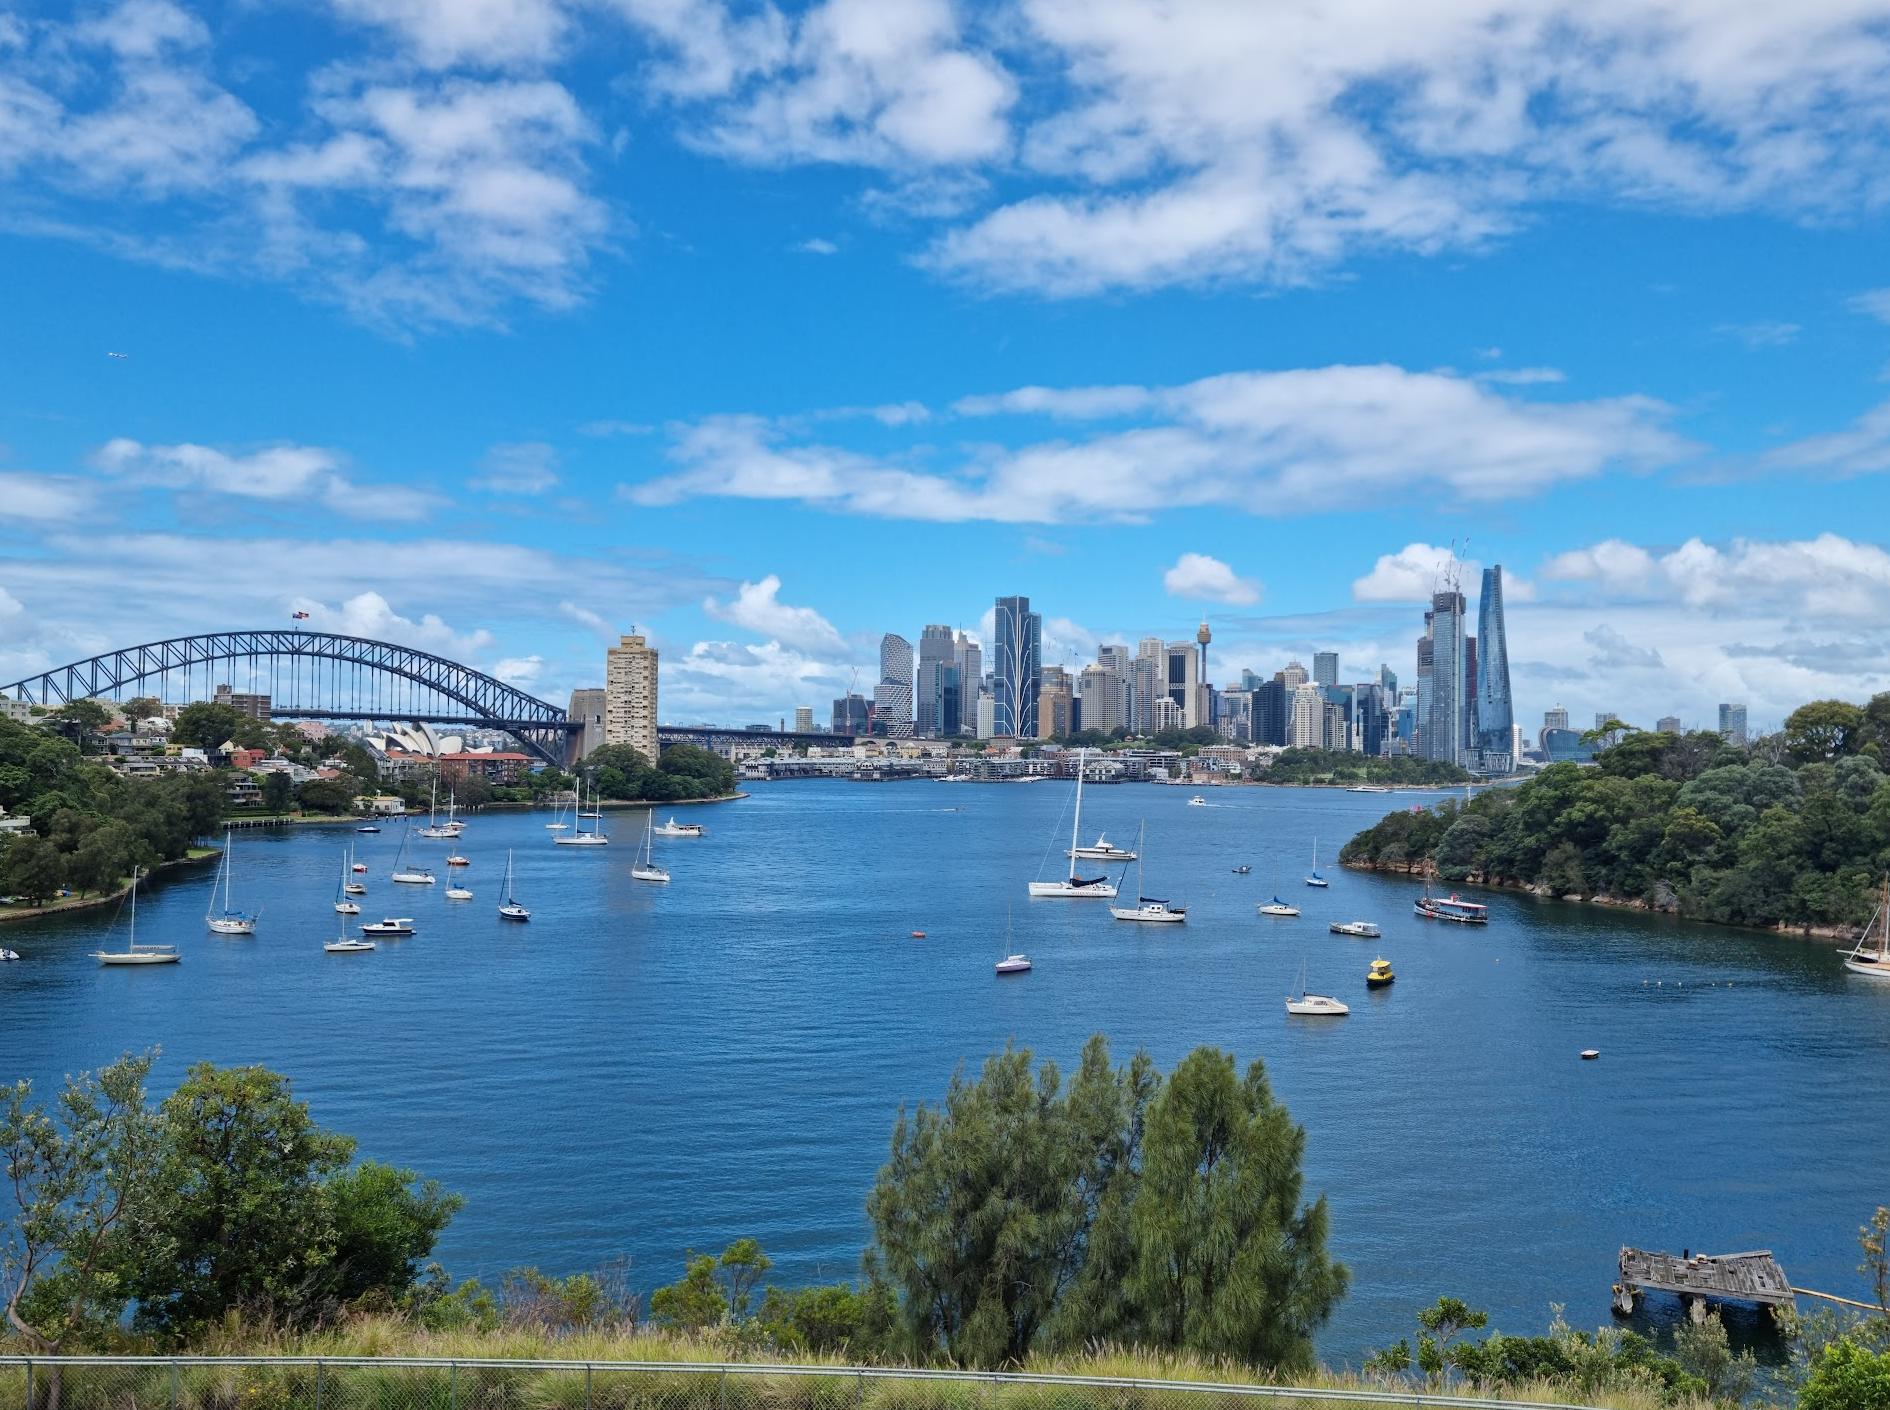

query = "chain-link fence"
[{"left": 0, "top": 1359, "right": 1617, "bottom": 1410}]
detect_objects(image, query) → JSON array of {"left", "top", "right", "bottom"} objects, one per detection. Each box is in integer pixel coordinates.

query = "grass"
[{"left": 0, "top": 1320, "right": 1723, "bottom": 1410}]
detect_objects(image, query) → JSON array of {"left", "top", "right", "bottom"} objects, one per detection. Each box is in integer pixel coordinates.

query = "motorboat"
[
  {"left": 497, "top": 850, "right": 529, "bottom": 921},
  {"left": 446, "top": 854, "right": 469, "bottom": 867},
  {"left": 1366, "top": 957, "right": 1395, "bottom": 987},
  {"left": 390, "top": 826, "right": 436, "bottom": 884},
  {"left": 1329, "top": 920, "right": 1381, "bottom": 938},
  {"left": 1069, "top": 832, "right": 1135, "bottom": 862},
  {"left": 1111, "top": 821, "right": 1186, "bottom": 923},
  {"left": 1286, "top": 963, "right": 1349, "bottom": 1016},
  {"left": 995, "top": 954, "right": 1032, "bottom": 975},
  {"left": 1414, "top": 889, "right": 1488, "bottom": 924},
  {"left": 0, "top": 948, "right": 18, "bottom": 962},
  {"left": 355, "top": 824, "right": 381, "bottom": 833},
  {"left": 204, "top": 831, "right": 258, "bottom": 935},
  {"left": 360, "top": 917, "right": 415, "bottom": 937},
  {"left": 1187, "top": 795, "right": 1208, "bottom": 806},
  {"left": 1231, "top": 864, "right": 1252, "bottom": 874},
  {"left": 95, "top": 870, "right": 179, "bottom": 966},
  {"left": 351, "top": 864, "right": 368, "bottom": 873},
  {"left": 1258, "top": 896, "right": 1301, "bottom": 917},
  {"left": 1028, "top": 750, "right": 1118, "bottom": 899},
  {"left": 631, "top": 811, "right": 671, "bottom": 883},
  {"left": 344, "top": 880, "right": 367, "bottom": 895},
  {"left": 1346, "top": 784, "right": 1392, "bottom": 794},
  {"left": 1305, "top": 835, "right": 1329, "bottom": 888},
  {"left": 1845, "top": 878, "right": 1890, "bottom": 980},
  {"left": 652, "top": 817, "right": 705, "bottom": 837}
]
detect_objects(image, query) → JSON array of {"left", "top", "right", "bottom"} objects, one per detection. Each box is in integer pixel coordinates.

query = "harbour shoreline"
[{"left": 0, "top": 846, "right": 222, "bottom": 925}]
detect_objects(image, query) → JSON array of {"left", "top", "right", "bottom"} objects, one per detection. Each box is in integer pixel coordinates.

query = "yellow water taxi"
[{"left": 1366, "top": 957, "right": 1395, "bottom": 987}]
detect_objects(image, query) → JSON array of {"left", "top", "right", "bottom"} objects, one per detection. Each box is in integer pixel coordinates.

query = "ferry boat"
[
  {"left": 1415, "top": 890, "right": 1488, "bottom": 925},
  {"left": 1366, "top": 957, "right": 1395, "bottom": 987}
]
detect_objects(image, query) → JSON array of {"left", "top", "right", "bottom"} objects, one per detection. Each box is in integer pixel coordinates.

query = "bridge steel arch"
[{"left": 0, "top": 630, "right": 576, "bottom": 766}]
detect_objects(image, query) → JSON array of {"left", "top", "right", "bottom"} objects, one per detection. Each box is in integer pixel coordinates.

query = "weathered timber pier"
[{"left": 1614, "top": 1247, "right": 1795, "bottom": 1322}]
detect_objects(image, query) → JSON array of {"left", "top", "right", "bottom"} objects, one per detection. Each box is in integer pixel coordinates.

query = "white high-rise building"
[
  {"left": 604, "top": 634, "right": 660, "bottom": 764},
  {"left": 1287, "top": 682, "right": 1325, "bottom": 748},
  {"left": 793, "top": 706, "right": 814, "bottom": 733},
  {"left": 954, "top": 632, "right": 983, "bottom": 735},
  {"left": 1078, "top": 663, "right": 1130, "bottom": 733}
]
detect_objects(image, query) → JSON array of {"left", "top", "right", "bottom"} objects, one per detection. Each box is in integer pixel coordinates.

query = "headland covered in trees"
[
  {"left": 1340, "top": 697, "right": 1890, "bottom": 934},
  {"left": 7, "top": 1043, "right": 1889, "bottom": 1410}
]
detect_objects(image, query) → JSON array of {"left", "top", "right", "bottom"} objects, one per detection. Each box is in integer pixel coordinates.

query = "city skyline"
[{"left": 4, "top": 3, "right": 1889, "bottom": 733}]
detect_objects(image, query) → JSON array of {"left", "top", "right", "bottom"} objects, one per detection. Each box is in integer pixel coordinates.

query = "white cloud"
[
  {"left": 1474, "top": 367, "right": 1566, "bottom": 386},
  {"left": 471, "top": 441, "right": 560, "bottom": 494},
  {"left": 702, "top": 574, "right": 846, "bottom": 652},
  {"left": 663, "top": 638, "right": 853, "bottom": 720},
  {"left": 1713, "top": 320, "right": 1801, "bottom": 349},
  {"left": 94, "top": 437, "right": 440, "bottom": 520},
  {"left": 559, "top": 600, "right": 616, "bottom": 637},
  {"left": 1542, "top": 533, "right": 1890, "bottom": 621},
  {"left": 294, "top": 589, "right": 495, "bottom": 658},
  {"left": 794, "top": 236, "right": 839, "bottom": 254},
  {"left": 1762, "top": 400, "right": 1890, "bottom": 477},
  {"left": 626, "top": 364, "right": 1690, "bottom": 524},
  {"left": 1850, "top": 289, "right": 1890, "bottom": 325},
  {"left": 0, "top": 472, "right": 94, "bottom": 521},
  {"left": 1162, "top": 552, "right": 1260, "bottom": 606},
  {"left": 1352, "top": 544, "right": 1459, "bottom": 602},
  {"left": 492, "top": 652, "right": 545, "bottom": 684},
  {"left": 1583, "top": 624, "right": 1665, "bottom": 670},
  {"left": 325, "top": 0, "right": 569, "bottom": 69}
]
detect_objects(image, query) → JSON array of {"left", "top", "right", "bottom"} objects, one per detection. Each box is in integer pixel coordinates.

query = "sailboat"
[
  {"left": 545, "top": 789, "right": 571, "bottom": 830},
  {"left": 344, "top": 842, "right": 367, "bottom": 893},
  {"left": 416, "top": 778, "right": 456, "bottom": 838},
  {"left": 554, "top": 781, "right": 609, "bottom": 845},
  {"left": 389, "top": 825, "right": 436, "bottom": 884},
  {"left": 1305, "top": 835, "right": 1329, "bottom": 888},
  {"left": 324, "top": 911, "right": 375, "bottom": 953},
  {"left": 995, "top": 904, "right": 1031, "bottom": 973},
  {"left": 1258, "top": 868, "right": 1301, "bottom": 917},
  {"left": 1028, "top": 749, "right": 1118, "bottom": 898},
  {"left": 1111, "top": 821, "right": 1186, "bottom": 923},
  {"left": 631, "top": 811, "right": 671, "bottom": 883},
  {"left": 95, "top": 869, "right": 179, "bottom": 965},
  {"left": 1285, "top": 960, "right": 1349, "bottom": 1016},
  {"left": 1845, "top": 878, "right": 1890, "bottom": 980},
  {"left": 333, "top": 853, "right": 361, "bottom": 915},
  {"left": 205, "top": 831, "right": 258, "bottom": 934},
  {"left": 498, "top": 850, "right": 530, "bottom": 921}
]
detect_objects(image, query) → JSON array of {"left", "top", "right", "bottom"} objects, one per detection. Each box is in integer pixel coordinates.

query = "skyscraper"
[
  {"left": 993, "top": 596, "right": 1041, "bottom": 738},
  {"left": 915, "top": 624, "right": 958, "bottom": 737},
  {"left": 1037, "top": 665, "right": 1073, "bottom": 739},
  {"left": 1657, "top": 715, "right": 1682, "bottom": 735},
  {"left": 1278, "top": 660, "right": 1309, "bottom": 688},
  {"left": 1165, "top": 641, "right": 1202, "bottom": 727},
  {"left": 1312, "top": 651, "right": 1338, "bottom": 688},
  {"left": 1078, "top": 662, "right": 1130, "bottom": 733},
  {"left": 793, "top": 706, "right": 814, "bottom": 733},
  {"left": 831, "top": 693, "right": 868, "bottom": 735},
  {"left": 603, "top": 634, "right": 659, "bottom": 764},
  {"left": 1474, "top": 565, "right": 1514, "bottom": 771},
  {"left": 1288, "top": 683, "right": 1325, "bottom": 747},
  {"left": 874, "top": 633, "right": 914, "bottom": 737},
  {"left": 1719, "top": 702, "right": 1748, "bottom": 747},
  {"left": 954, "top": 632, "right": 982, "bottom": 735},
  {"left": 1424, "top": 589, "right": 1467, "bottom": 767}
]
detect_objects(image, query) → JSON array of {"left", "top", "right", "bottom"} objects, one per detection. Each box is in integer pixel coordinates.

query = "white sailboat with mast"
[
  {"left": 1845, "top": 877, "right": 1890, "bottom": 980},
  {"left": 1305, "top": 835, "right": 1329, "bottom": 888},
  {"left": 416, "top": 778, "right": 457, "bottom": 838},
  {"left": 95, "top": 868, "right": 179, "bottom": 966},
  {"left": 333, "top": 852, "right": 361, "bottom": 915},
  {"left": 1110, "top": 821, "right": 1186, "bottom": 923},
  {"left": 1028, "top": 749, "right": 1118, "bottom": 898},
  {"left": 389, "top": 825, "right": 436, "bottom": 884},
  {"left": 205, "top": 830, "right": 258, "bottom": 934},
  {"left": 554, "top": 780, "right": 610, "bottom": 845},
  {"left": 631, "top": 811, "right": 670, "bottom": 883},
  {"left": 498, "top": 850, "right": 530, "bottom": 921}
]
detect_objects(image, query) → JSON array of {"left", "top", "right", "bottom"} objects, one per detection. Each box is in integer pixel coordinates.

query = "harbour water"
[{"left": 3, "top": 781, "right": 1886, "bottom": 1359}]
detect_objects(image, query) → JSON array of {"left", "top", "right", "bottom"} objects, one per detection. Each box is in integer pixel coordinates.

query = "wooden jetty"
[{"left": 1614, "top": 1247, "right": 1795, "bottom": 1322}]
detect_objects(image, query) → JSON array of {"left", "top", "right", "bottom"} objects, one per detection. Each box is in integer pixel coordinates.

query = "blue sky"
[{"left": 5, "top": 0, "right": 1890, "bottom": 733}]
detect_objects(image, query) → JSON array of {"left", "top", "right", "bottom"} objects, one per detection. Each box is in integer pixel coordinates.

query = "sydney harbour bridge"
[{"left": 0, "top": 629, "right": 832, "bottom": 766}]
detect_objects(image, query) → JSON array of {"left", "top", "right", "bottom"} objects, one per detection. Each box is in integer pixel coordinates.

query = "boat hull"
[
  {"left": 206, "top": 918, "right": 255, "bottom": 935},
  {"left": 325, "top": 941, "right": 376, "bottom": 953},
  {"left": 1286, "top": 996, "right": 1349, "bottom": 1016},
  {"left": 95, "top": 951, "right": 179, "bottom": 966},
  {"left": 1029, "top": 881, "right": 1118, "bottom": 898},
  {"left": 498, "top": 906, "right": 530, "bottom": 921},
  {"left": 630, "top": 867, "right": 670, "bottom": 883},
  {"left": 1111, "top": 906, "right": 1186, "bottom": 922},
  {"left": 1844, "top": 956, "right": 1890, "bottom": 979}
]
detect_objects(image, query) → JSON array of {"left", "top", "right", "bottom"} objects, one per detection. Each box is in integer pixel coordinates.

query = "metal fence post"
[
  {"left": 316, "top": 1359, "right": 325, "bottom": 1410},
  {"left": 22, "top": 1358, "right": 30, "bottom": 1410},
  {"left": 855, "top": 1372, "right": 863, "bottom": 1410},
  {"left": 171, "top": 1361, "right": 181, "bottom": 1410},
  {"left": 450, "top": 1363, "right": 459, "bottom": 1410},
  {"left": 584, "top": 1365, "right": 592, "bottom": 1410},
  {"left": 717, "top": 1369, "right": 726, "bottom": 1410}
]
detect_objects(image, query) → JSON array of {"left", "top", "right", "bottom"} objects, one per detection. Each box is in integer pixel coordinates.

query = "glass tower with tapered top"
[{"left": 1474, "top": 565, "right": 1515, "bottom": 770}]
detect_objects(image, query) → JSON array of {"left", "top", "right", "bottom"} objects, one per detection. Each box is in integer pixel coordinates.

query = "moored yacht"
[
  {"left": 1845, "top": 878, "right": 1890, "bottom": 980},
  {"left": 1286, "top": 962, "right": 1349, "bottom": 1016},
  {"left": 360, "top": 917, "right": 415, "bottom": 936},
  {"left": 1110, "top": 821, "right": 1186, "bottom": 923},
  {"left": 631, "top": 811, "right": 670, "bottom": 883},
  {"left": 205, "top": 831, "right": 258, "bottom": 935},
  {"left": 1028, "top": 750, "right": 1118, "bottom": 899},
  {"left": 652, "top": 817, "right": 705, "bottom": 837},
  {"left": 1329, "top": 920, "right": 1381, "bottom": 938},
  {"left": 95, "top": 869, "right": 179, "bottom": 966},
  {"left": 498, "top": 849, "right": 530, "bottom": 921},
  {"left": 1070, "top": 832, "right": 1135, "bottom": 861}
]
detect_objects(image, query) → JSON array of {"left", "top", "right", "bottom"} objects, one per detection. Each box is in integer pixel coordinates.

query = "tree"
[
  {"left": 0, "top": 835, "right": 66, "bottom": 904},
  {"left": 1861, "top": 1206, "right": 1890, "bottom": 1321},
  {"left": 43, "top": 701, "right": 114, "bottom": 753},
  {"left": 1, "top": 1052, "right": 161, "bottom": 1359},
  {"left": 319, "top": 1161, "right": 462, "bottom": 1308},
  {"left": 260, "top": 772, "right": 294, "bottom": 813},
  {"left": 128, "top": 1063, "right": 355, "bottom": 1336},
  {"left": 169, "top": 703, "right": 250, "bottom": 753},
  {"left": 648, "top": 1252, "right": 728, "bottom": 1330},
  {"left": 66, "top": 822, "right": 135, "bottom": 897},
  {"left": 1125, "top": 1048, "right": 1347, "bottom": 1371},
  {"left": 1799, "top": 1338, "right": 1890, "bottom": 1410},
  {"left": 122, "top": 698, "right": 162, "bottom": 727},
  {"left": 1414, "top": 1297, "right": 1489, "bottom": 1380},
  {"left": 1786, "top": 700, "right": 1867, "bottom": 763},
  {"left": 296, "top": 779, "right": 355, "bottom": 815}
]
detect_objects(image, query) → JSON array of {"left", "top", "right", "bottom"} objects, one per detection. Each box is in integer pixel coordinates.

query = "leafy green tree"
[
  {"left": 319, "top": 1161, "right": 462, "bottom": 1309},
  {"left": 1, "top": 1052, "right": 161, "bottom": 1356},
  {"left": 1125, "top": 1048, "right": 1346, "bottom": 1372},
  {"left": 260, "top": 772, "right": 294, "bottom": 813},
  {"left": 43, "top": 700, "right": 114, "bottom": 753},
  {"left": 1787, "top": 700, "right": 1867, "bottom": 763},
  {"left": 66, "top": 821, "right": 136, "bottom": 897},
  {"left": 756, "top": 1281, "right": 892, "bottom": 1355},
  {"left": 122, "top": 698, "right": 162, "bottom": 726},
  {"left": 128, "top": 1064, "right": 355, "bottom": 1336},
  {"left": 1414, "top": 1297, "right": 1489, "bottom": 1380},
  {"left": 1799, "top": 1338, "right": 1890, "bottom": 1410},
  {"left": 296, "top": 779, "right": 356, "bottom": 814},
  {"left": 169, "top": 703, "right": 251, "bottom": 752},
  {"left": 649, "top": 1252, "right": 729, "bottom": 1330},
  {"left": 0, "top": 835, "right": 66, "bottom": 904}
]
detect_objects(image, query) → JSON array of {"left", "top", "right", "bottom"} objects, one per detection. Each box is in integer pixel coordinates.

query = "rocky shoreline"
[{"left": 1340, "top": 858, "right": 1862, "bottom": 944}]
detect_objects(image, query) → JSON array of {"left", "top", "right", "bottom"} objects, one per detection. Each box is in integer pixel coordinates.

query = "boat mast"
[{"left": 1068, "top": 749, "right": 1086, "bottom": 882}]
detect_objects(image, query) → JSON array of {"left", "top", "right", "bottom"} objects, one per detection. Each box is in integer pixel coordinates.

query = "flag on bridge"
[{"left": 291, "top": 610, "right": 310, "bottom": 620}]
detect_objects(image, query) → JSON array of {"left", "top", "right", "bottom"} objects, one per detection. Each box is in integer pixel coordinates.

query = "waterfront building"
[
  {"left": 604, "top": 633, "right": 659, "bottom": 764},
  {"left": 793, "top": 706, "right": 815, "bottom": 733},
  {"left": 1132, "top": 640, "right": 1163, "bottom": 734},
  {"left": 953, "top": 632, "right": 982, "bottom": 735},
  {"left": 915, "top": 624, "right": 959, "bottom": 737},
  {"left": 1657, "top": 715, "right": 1682, "bottom": 735},
  {"left": 993, "top": 596, "right": 1041, "bottom": 738},
  {"left": 1474, "top": 565, "right": 1515, "bottom": 772},
  {"left": 1313, "top": 651, "right": 1338, "bottom": 688},
  {"left": 1424, "top": 589, "right": 1467, "bottom": 767},
  {"left": 875, "top": 633, "right": 914, "bottom": 737},
  {"left": 566, "top": 687, "right": 606, "bottom": 761},
  {"left": 1719, "top": 702, "right": 1748, "bottom": 746},
  {"left": 1038, "top": 665, "right": 1073, "bottom": 740}
]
